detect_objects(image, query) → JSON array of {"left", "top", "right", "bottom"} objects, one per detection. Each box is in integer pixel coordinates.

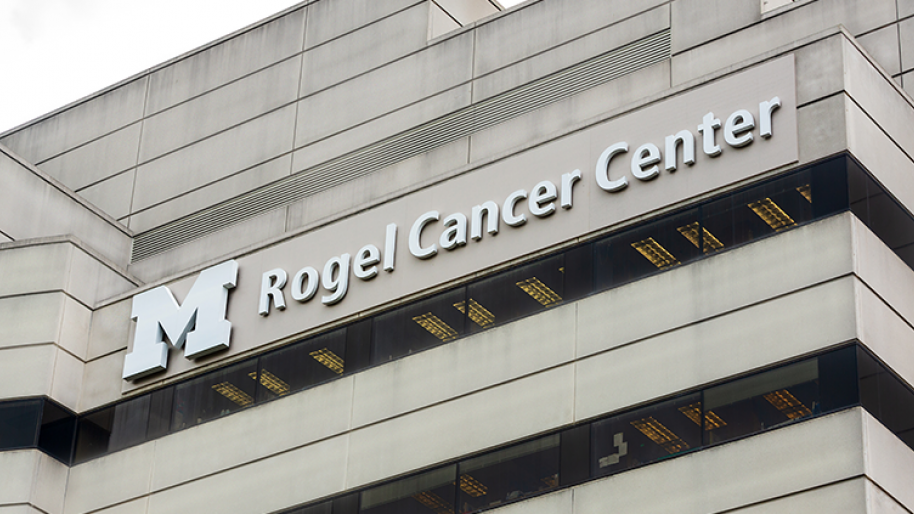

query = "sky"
[{"left": 0, "top": 0, "right": 303, "bottom": 133}]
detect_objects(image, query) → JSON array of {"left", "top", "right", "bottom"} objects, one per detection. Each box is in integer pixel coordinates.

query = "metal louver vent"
[{"left": 132, "top": 30, "right": 671, "bottom": 261}]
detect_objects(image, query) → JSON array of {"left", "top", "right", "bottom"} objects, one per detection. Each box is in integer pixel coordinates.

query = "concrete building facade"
[{"left": 2, "top": 0, "right": 914, "bottom": 513}]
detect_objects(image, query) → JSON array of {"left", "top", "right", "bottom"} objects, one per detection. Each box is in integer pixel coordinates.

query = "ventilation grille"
[{"left": 132, "top": 30, "right": 671, "bottom": 261}]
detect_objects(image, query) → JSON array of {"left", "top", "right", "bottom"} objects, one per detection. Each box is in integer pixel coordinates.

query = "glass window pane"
[
  {"left": 457, "top": 434, "right": 560, "bottom": 513},
  {"left": 286, "top": 501, "right": 333, "bottom": 514},
  {"left": 466, "top": 255, "right": 565, "bottom": 334},
  {"left": 108, "top": 395, "right": 151, "bottom": 452},
  {"left": 257, "top": 328, "right": 347, "bottom": 403},
  {"left": 818, "top": 345, "right": 858, "bottom": 413},
  {"left": 171, "top": 360, "right": 258, "bottom": 431},
  {"left": 563, "top": 244, "right": 593, "bottom": 302},
  {"left": 38, "top": 400, "right": 76, "bottom": 463},
  {"left": 559, "top": 425, "right": 590, "bottom": 487},
  {"left": 361, "top": 465, "right": 456, "bottom": 514},
  {"left": 345, "top": 320, "right": 372, "bottom": 375},
  {"left": 147, "top": 386, "right": 175, "bottom": 439},
  {"left": 591, "top": 393, "right": 700, "bottom": 478},
  {"left": 74, "top": 406, "right": 115, "bottom": 463},
  {"left": 594, "top": 208, "right": 701, "bottom": 291},
  {"left": 704, "top": 359, "right": 819, "bottom": 445},
  {"left": 878, "top": 371, "right": 914, "bottom": 449},
  {"left": 0, "top": 399, "right": 42, "bottom": 450},
  {"left": 372, "top": 289, "right": 467, "bottom": 364}
]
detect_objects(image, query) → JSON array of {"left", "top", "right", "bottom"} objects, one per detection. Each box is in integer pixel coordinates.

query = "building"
[{"left": 2, "top": 0, "right": 914, "bottom": 513}]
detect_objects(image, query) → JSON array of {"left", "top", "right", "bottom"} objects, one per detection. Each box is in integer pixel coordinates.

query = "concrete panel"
[
  {"left": 726, "top": 479, "right": 867, "bottom": 514},
  {"left": 0, "top": 451, "right": 39, "bottom": 506},
  {"left": 89, "top": 498, "right": 148, "bottom": 514},
  {"left": 901, "top": 17, "right": 914, "bottom": 72},
  {"left": 0, "top": 507, "right": 44, "bottom": 514},
  {"left": 845, "top": 93, "right": 914, "bottom": 218},
  {"left": 863, "top": 411, "right": 914, "bottom": 512},
  {"left": 577, "top": 214, "right": 854, "bottom": 358},
  {"left": 49, "top": 346, "right": 84, "bottom": 411},
  {"left": 0, "top": 77, "right": 148, "bottom": 164},
  {"left": 671, "top": 0, "right": 760, "bottom": 53},
  {"left": 858, "top": 24, "right": 902, "bottom": 76},
  {"left": 286, "top": 139, "right": 469, "bottom": 231},
  {"left": 294, "top": 32, "right": 474, "bottom": 148},
  {"left": 79, "top": 349, "right": 127, "bottom": 412},
  {"left": 127, "top": 207, "right": 288, "bottom": 283},
  {"left": 145, "top": 7, "right": 306, "bottom": 115},
  {"left": 843, "top": 37, "right": 914, "bottom": 165},
  {"left": 304, "top": 0, "right": 421, "bottom": 49},
  {"left": 902, "top": 0, "right": 914, "bottom": 18},
  {"left": 472, "top": 4, "right": 670, "bottom": 102},
  {"left": 63, "top": 443, "right": 154, "bottom": 514},
  {"left": 906, "top": 71, "right": 914, "bottom": 97},
  {"left": 300, "top": 3, "right": 430, "bottom": 97},
  {"left": 86, "top": 299, "right": 132, "bottom": 361},
  {"left": 351, "top": 303, "right": 576, "bottom": 428},
  {"left": 797, "top": 93, "right": 848, "bottom": 165},
  {"left": 0, "top": 345, "right": 55, "bottom": 401},
  {"left": 670, "top": 0, "right": 897, "bottom": 85},
  {"left": 79, "top": 170, "right": 136, "bottom": 221},
  {"left": 0, "top": 293, "right": 65, "bottom": 349},
  {"left": 0, "top": 148, "right": 133, "bottom": 266},
  {"left": 0, "top": 243, "right": 71, "bottom": 298},
  {"left": 346, "top": 365, "right": 575, "bottom": 490},
  {"left": 56, "top": 295, "right": 91, "bottom": 359},
  {"left": 497, "top": 488, "right": 572, "bottom": 514},
  {"left": 435, "top": 0, "right": 499, "bottom": 25},
  {"left": 147, "top": 436, "right": 349, "bottom": 514},
  {"left": 855, "top": 282, "right": 914, "bottom": 391},
  {"left": 852, "top": 216, "right": 914, "bottom": 340},
  {"left": 36, "top": 123, "right": 141, "bottom": 191},
  {"left": 430, "top": 2, "right": 462, "bottom": 39},
  {"left": 795, "top": 35, "right": 846, "bottom": 105},
  {"left": 150, "top": 376, "right": 354, "bottom": 492},
  {"left": 132, "top": 104, "right": 296, "bottom": 214},
  {"left": 469, "top": 61, "right": 671, "bottom": 162},
  {"left": 865, "top": 479, "right": 913, "bottom": 514},
  {"left": 30, "top": 452, "right": 69, "bottom": 514},
  {"left": 473, "top": 0, "right": 667, "bottom": 77},
  {"left": 128, "top": 153, "right": 291, "bottom": 233},
  {"left": 139, "top": 57, "right": 301, "bottom": 163},
  {"left": 290, "top": 83, "right": 471, "bottom": 174},
  {"left": 575, "top": 278, "right": 857, "bottom": 421},
  {"left": 66, "top": 246, "right": 138, "bottom": 306},
  {"left": 573, "top": 409, "right": 865, "bottom": 514}
]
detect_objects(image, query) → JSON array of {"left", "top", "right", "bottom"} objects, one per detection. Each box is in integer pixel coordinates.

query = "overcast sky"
[{"left": 0, "top": 0, "right": 303, "bottom": 133}]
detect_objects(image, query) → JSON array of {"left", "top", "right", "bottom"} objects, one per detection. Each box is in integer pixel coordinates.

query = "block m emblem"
[{"left": 123, "top": 260, "right": 238, "bottom": 381}]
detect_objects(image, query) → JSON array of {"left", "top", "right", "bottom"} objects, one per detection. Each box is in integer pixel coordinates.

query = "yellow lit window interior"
[
  {"left": 796, "top": 184, "right": 812, "bottom": 203},
  {"left": 676, "top": 222, "right": 725, "bottom": 253},
  {"left": 516, "top": 277, "right": 563, "bottom": 306},
  {"left": 541, "top": 474, "right": 559, "bottom": 488},
  {"left": 748, "top": 198, "right": 795, "bottom": 231},
  {"left": 212, "top": 381, "right": 254, "bottom": 407},
  {"left": 458, "top": 474, "right": 488, "bottom": 497},
  {"left": 310, "top": 348, "right": 345, "bottom": 375},
  {"left": 413, "top": 312, "right": 459, "bottom": 341},
  {"left": 412, "top": 491, "right": 454, "bottom": 514},
  {"left": 454, "top": 299, "right": 496, "bottom": 328},
  {"left": 630, "top": 416, "right": 690, "bottom": 454},
  {"left": 247, "top": 370, "right": 290, "bottom": 396},
  {"left": 631, "top": 237, "right": 680, "bottom": 269},
  {"left": 764, "top": 389, "right": 812, "bottom": 420},
  {"left": 678, "top": 402, "right": 727, "bottom": 430}
]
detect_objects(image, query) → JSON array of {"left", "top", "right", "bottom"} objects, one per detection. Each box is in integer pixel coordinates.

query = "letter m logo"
[{"left": 123, "top": 260, "right": 238, "bottom": 381}]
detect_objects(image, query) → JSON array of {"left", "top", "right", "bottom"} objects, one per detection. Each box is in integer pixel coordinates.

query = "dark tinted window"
[
  {"left": 372, "top": 288, "right": 467, "bottom": 364},
  {"left": 74, "top": 406, "right": 115, "bottom": 462},
  {"left": 457, "top": 435, "right": 560, "bottom": 513},
  {"left": 591, "top": 393, "right": 700, "bottom": 477},
  {"left": 172, "top": 360, "right": 258, "bottom": 431},
  {"left": 360, "top": 465, "right": 456, "bottom": 514},
  {"left": 466, "top": 255, "right": 564, "bottom": 334},
  {"left": 257, "top": 328, "right": 347, "bottom": 403},
  {"left": 0, "top": 399, "right": 41, "bottom": 450},
  {"left": 38, "top": 400, "right": 75, "bottom": 462},
  {"left": 704, "top": 359, "right": 819, "bottom": 445}
]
